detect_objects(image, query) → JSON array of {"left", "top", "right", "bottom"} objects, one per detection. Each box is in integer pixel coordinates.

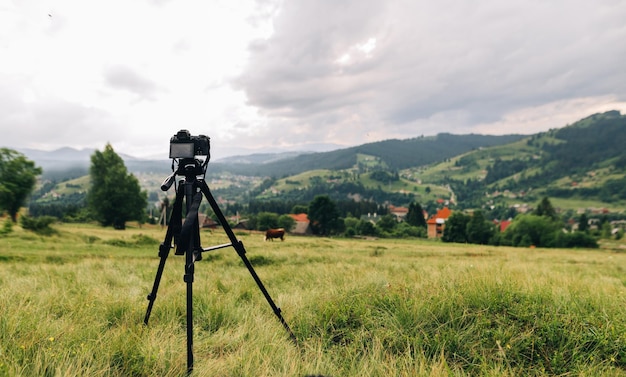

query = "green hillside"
[
  {"left": 213, "top": 133, "right": 526, "bottom": 177},
  {"left": 410, "top": 110, "right": 626, "bottom": 212},
  {"left": 258, "top": 167, "right": 451, "bottom": 207},
  {"left": 28, "top": 111, "right": 626, "bottom": 218},
  {"left": 33, "top": 176, "right": 89, "bottom": 204}
]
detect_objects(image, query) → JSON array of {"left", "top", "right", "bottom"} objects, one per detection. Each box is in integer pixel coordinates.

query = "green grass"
[
  {"left": 357, "top": 153, "right": 388, "bottom": 170},
  {"left": 2, "top": 223, "right": 626, "bottom": 376},
  {"left": 271, "top": 169, "right": 335, "bottom": 193},
  {"left": 48, "top": 176, "right": 90, "bottom": 197},
  {"left": 413, "top": 139, "right": 538, "bottom": 185},
  {"left": 270, "top": 167, "right": 451, "bottom": 203}
]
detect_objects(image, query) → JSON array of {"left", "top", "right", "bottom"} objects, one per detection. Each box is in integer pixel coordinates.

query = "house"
[
  {"left": 427, "top": 207, "right": 452, "bottom": 238},
  {"left": 493, "top": 219, "right": 512, "bottom": 232},
  {"left": 232, "top": 220, "right": 250, "bottom": 230},
  {"left": 201, "top": 215, "right": 219, "bottom": 229},
  {"left": 360, "top": 213, "right": 382, "bottom": 224},
  {"left": 388, "top": 205, "right": 409, "bottom": 221},
  {"left": 289, "top": 213, "right": 313, "bottom": 235}
]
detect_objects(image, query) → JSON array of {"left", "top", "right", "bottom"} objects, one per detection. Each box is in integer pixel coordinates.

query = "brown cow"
[{"left": 264, "top": 228, "right": 285, "bottom": 241}]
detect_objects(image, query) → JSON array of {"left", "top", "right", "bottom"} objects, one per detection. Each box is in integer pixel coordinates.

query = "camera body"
[{"left": 169, "top": 130, "right": 210, "bottom": 159}]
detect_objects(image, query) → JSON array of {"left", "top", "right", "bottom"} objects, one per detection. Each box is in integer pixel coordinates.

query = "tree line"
[
  {"left": 1, "top": 145, "right": 148, "bottom": 230},
  {"left": 1, "top": 145, "right": 621, "bottom": 251},
  {"left": 441, "top": 197, "right": 600, "bottom": 248}
]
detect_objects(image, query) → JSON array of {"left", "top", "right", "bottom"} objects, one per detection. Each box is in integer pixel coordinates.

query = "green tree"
[
  {"left": 442, "top": 212, "right": 470, "bottom": 243},
  {"left": 578, "top": 213, "right": 589, "bottom": 232},
  {"left": 87, "top": 144, "right": 147, "bottom": 229},
  {"left": 501, "top": 214, "right": 561, "bottom": 247},
  {"left": 601, "top": 222, "right": 612, "bottom": 239},
  {"left": 308, "top": 195, "right": 342, "bottom": 236},
  {"left": 356, "top": 219, "right": 376, "bottom": 236},
  {"left": 553, "top": 231, "right": 598, "bottom": 248},
  {"left": 405, "top": 201, "right": 427, "bottom": 228},
  {"left": 278, "top": 214, "right": 296, "bottom": 231},
  {"left": 344, "top": 216, "right": 359, "bottom": 229},
  {"left": 291, "top": 204, "right": 308, "bottom": 214},
  {"left": 255, "top": 212, "right": 279, "bottom": 230},
  {"left": 0, "top": 148, "right": 42, "bottom": 222},
  {"left": 534, "top": 197, "right": 558, "bottom": 221},
  {"left": 376, "top": 214, "right": 397, "bottom": 234},
  {"left": 466, "top": 210, "right": 495, "bottom": 245}
]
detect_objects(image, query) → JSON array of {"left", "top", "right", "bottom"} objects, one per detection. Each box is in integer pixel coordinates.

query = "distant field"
[{"left": 2, "top": 223, "right": 626, "bottom": 376}]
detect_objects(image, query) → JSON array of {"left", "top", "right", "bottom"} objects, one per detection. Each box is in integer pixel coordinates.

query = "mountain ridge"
[
  {"left": 25, "top": 110, "right": 626, "bottom": 215},
  {"left": 15, "top": 132, "right": 527, "bottom": 179}
]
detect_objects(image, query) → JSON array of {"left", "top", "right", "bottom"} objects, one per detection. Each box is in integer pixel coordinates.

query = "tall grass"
[{"left": 1, "top": 223, "right": 626, "bottom": 376}]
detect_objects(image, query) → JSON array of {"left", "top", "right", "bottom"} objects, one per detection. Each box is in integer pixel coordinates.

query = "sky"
[{"left": 1, "top": 0, "right": 626, "bottom": 161}]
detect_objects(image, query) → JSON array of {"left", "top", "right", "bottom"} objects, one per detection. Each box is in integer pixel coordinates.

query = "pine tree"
[
  {"left": 578, "top": 213, "right": 589, "bottom": 232},
  {"left": 308, "top": 195, "right": 342, "bottom": 236},
  {"left": 466, "top": 210, "right": 495, "bottom": 244},
  {"left": 406, "top": 201, "right": 427, "bottom": 228},
  {"left": 441, "top": 211, "right": 470, "bottom": 243},
  {"left": 534, "top": 197, "right": 558, "bottom": 221},
  {"left": 87, "top": 144, "right": 147, "bottom": 229}
]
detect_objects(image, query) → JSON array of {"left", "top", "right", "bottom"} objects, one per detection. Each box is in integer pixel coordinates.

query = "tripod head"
[
  {"left": 160, "top": 159, "right": 206, "bottom": 191},
  {"left": 175, "top": 158, "right": 206, "bottom": 180}
]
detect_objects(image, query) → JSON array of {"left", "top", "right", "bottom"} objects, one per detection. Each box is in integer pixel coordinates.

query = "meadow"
[{"left": 2, "top": 223, "right": 626, "bottom": 376}]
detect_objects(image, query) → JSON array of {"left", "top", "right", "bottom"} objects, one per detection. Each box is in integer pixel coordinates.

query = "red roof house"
[
  {"left": 427, "top": 207, "right": 452, "bottom": 238},
  {"left": 288, "top": 213, "right": 312, "bottom": 235},
  {"left": 388, "top": 205, "right": 409, "bottom": 221}
]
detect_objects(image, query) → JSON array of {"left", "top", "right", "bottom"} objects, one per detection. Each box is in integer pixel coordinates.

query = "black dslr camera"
[{"left": 169, "top": 130, "right": 210, "bottom": 159}]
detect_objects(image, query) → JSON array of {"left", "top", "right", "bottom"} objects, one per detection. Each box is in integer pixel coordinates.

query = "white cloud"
[{"left": 1, "top": 0, "right": 625, "bottom": 159}]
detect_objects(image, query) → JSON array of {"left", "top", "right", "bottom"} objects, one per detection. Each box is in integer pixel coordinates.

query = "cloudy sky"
[{"left": 1, "top": 0, "right": 625, "bottom": 160}]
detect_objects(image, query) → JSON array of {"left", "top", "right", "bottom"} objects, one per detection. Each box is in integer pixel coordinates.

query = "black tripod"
[{"left": 143, "top": 158, "right": 296, "bottom": 375}]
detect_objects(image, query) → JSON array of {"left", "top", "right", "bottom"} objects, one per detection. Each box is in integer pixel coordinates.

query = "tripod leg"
[
  {"left": 198, "top": 181, "right": 298, "bottom": 344},
  {"left": 180, "top": 190, "right": 203, "bottom": 374},
  {"left": 144, "top": 183, "right": 185, "bottom": 325},
  {"left": 185, "top": 233, "right": 194, "bottom": 374}
]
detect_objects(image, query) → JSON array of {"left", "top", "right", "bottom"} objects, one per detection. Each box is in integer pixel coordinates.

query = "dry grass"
[{"left": 2, "top": 223, "right": 626, "bottom": 376}]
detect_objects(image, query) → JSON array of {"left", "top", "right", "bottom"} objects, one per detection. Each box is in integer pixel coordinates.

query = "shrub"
[
  {"left": 356, "top": 220, "right": 376, "bottom": 236},
  {"left": 19, "top": 215, "right": 57, "bottom": 235},
  {"left": 0, "top": 218, "right": 12, "bottom": 236},
  {"left": 553, "top": 231, "right": 599, "bottom": 248},
  {"left": 103, "top": 234, "right": 159, "bottom": 248},
  {"left": 501, "top": 214, "right": 561, "bottom": 247},
  {"left": 391, "top": 222, "right": 426, "bottom": 238}
]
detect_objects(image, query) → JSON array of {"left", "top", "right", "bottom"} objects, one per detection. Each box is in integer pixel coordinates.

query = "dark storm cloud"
[{"left": 237, "top": 0, "right": 626, "bottom": 137}]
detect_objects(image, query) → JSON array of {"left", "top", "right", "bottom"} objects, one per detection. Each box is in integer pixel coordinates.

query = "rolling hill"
[
  {"left": 26, "top": 111, "right": 626, "bottom": 217},
  {"left": 212, "top": 133, "right": 526, "bottom": 177},
  {"left": 408, "top": 110, "right": 626, "bottom": 211},
  {"left": 243, "top": 110, "right": 626, "bottom": 215}
]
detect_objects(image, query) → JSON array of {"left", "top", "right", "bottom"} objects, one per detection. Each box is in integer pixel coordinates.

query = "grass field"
[{"left": 2, "top": 222, "right": 626, "bottom": 376}]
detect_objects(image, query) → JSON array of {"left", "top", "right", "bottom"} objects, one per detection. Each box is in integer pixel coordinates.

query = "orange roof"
[
  {"left": 289, "top": 213, "right": 309, "bottom": 222},
  {"left": 427, "top": 207, "right": 451, "bottom": 224},
  {"left": 434, "top": 207, "right": 451, "bottom": 219},
  {"left": 499, "top": 220, "right": 511, "bottom": 232},
  {"left": 389, "top": 205, "right": 409, "bottom": 213}
]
